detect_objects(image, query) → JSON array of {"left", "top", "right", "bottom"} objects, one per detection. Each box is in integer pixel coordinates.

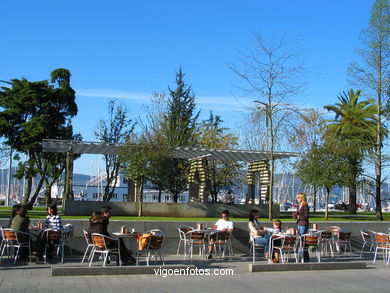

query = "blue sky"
[{"left": 0, "top": 0, "right": 374, "bottom": 175}]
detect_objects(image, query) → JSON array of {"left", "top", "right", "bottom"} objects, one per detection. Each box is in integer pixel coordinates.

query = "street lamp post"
[
  {"left": 6, "top": 148, "right": 12, "bottom": 206},
  {"left": 0, "top": 80, "right": 13, "bottom": 206},
  {"left": 255, "top": 101, "right": 271, "bottom": 207}
]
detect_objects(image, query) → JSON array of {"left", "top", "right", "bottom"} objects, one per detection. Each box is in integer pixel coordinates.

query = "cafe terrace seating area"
[{"left": 0, "top": 220, "right": 389, "bottom": 272}]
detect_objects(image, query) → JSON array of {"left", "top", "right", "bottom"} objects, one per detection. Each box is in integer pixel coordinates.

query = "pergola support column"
[{"left": 64, "top": 149, "right": 74, "bottom": 202}]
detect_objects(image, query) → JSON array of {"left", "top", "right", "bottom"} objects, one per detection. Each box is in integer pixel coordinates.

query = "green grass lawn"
[{"left": 0, "top": 206, "right": 389, "bottom": 222}]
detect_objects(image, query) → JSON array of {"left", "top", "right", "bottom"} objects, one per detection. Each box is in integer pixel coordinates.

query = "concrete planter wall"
[{"left": 63, "top": 200, "right": 280, "bottom": 218}]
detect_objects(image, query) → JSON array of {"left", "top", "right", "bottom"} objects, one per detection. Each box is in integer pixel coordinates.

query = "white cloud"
[
  {"left": 75, "top": 88, "right": 254, "bottom": 115},
  {"left": 76, "top": 89, "right": 150, "bottom": 101}
]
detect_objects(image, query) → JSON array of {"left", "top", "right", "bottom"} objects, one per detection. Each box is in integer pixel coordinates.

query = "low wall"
[
  {"left": 63, "top": 200, "right": 280, "bottom": 218},
  {"left": 2, "top": 218, "right": 388, "bottom": 256}
]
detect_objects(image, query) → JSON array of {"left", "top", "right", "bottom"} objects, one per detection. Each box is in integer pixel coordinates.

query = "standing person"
[
  {"left": 207, "top": 210, "right": 234, "bottom": 259},
  {"left": 293, "top": 192, "right": 310, "bottom": 262},
  {"left": 45, "top": 204, "right": 63, "bottom": 230},
  {"left": 248, "top": 209, "right": 270, "bottom": 259}
]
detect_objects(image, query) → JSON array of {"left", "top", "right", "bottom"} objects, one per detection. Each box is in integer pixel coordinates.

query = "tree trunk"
[
  {"left": 375, "top": 172, "right": 383, "bottom": 220},
  {"left": 313, "top": 184, "right": 317, "bottom": 213},
  {"left": 45, "top": 185, "right": 53, "bottom": 206},
  {"left": 103, "top": 184, "right": 111, "bottom": 202},
  {"left": 22, "top": 157, "right": 35, "bottom": 205},
  {"left": 172, "top": 192, "right": 179, "bottom": 203},
  {"left": 137, "top": 180, "right": 144, "bottom": 217},
  {"left": 22, "top": 176, "right": 32, "bottom": 206},
  {"left": 268, "top": 160, "right": 274, "bottom": 221},
  {"left": 375, "top": 49, "right": 383, "bottom": 221},
  {"left": 325, "top": 188, "right": 330, "bottom": 220},
  {"left": 26, "top": 176, "right": 45, "bottom": 209},
  {"left": 375, "top": 116, "right": 383, "bottom": 220},
  {"left": 268, "top": 100, "right": 274, "bottom": 221},
  {"left": 127, "top": 179, "right": 135, "bottom": 202},
  {"left": 348, "top": 184, "right": 357, "bottom": 215},
  {"left": 158, "top": 189, "right": 162, "bottom": 203},
  {"left": 104, "top": 166, "right": 120, "bottom": 202}
]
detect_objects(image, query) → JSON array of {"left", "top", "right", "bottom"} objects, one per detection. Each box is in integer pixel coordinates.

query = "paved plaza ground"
[{"left": 0, "top": 253, "right": 388, "bottom": 293}]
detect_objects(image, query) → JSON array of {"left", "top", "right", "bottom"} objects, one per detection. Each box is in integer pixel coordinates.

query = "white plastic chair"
[
  {"left": 273, "top": 235, "right": 299, "bottom": 263},
  {"left": 186, "top": 229, "right": 207, "bottom": 260},
  {"left": 63, "top": 224, "right": 73, "bottom": 256},
  {"left": 334, "top": 231, "right": 352, "bottom": 254},
  {"left": 373, "top": 232, "right": 390, "bottom": 265},
  {"left": 299, "top": 234, "right": 321, "bottom": 263},
  {"left": 249, "top": 235, "right": 267, "bottom": 263},
  {"left": 319, "top": 230, "right": 335, "bottom": 258},
  {"left": 89, "top": 233, "right": 122, "bottom": 267},
  {"left": 43, "top": 229, "right": 64, "bottom": 263},
  {"left": 177, "top": 226, "right": 193, "bottom": 256},
  {"left": 213, "top": 231, "right": 233, "bottom": 260},
  {"left": 359, "top": 230, "right": 374, "bottom": 258},
  {"left": 81, "top": 229, "right": 95, "bottom": 264},
  {"left": 0, "top": 228, "right": 31, "bottom": 264},
  {"left": 136, "top": 229, "right": 165, "bottom": 266}
]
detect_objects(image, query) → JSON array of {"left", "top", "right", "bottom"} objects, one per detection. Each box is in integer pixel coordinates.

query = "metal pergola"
[
  {"left": 42, "top": 139, "right": 300, "bottom": 203},
  {"left": 41, "top": 139, "right": 299, "bottom": 162}
]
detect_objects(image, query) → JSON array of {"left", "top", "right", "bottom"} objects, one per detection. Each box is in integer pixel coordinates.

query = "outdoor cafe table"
[{"left": 112, "top": 231, "right": 140, "bottom": 265}]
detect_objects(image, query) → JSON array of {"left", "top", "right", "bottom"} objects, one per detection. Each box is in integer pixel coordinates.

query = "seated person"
[
  {"left": 87, "top": 211, "right": 135, "bottom": 265},
  {"left": 32, "top": 204, "right": 63, "bottom": 259},
  {"left": 207, "top": 210, "right": 234, "bottom": 259},
  {"left": 269, "top": 220, "right": 283, "bottom": 263},
  {"left": 248, "top": 209, "right": 270, "bottom": 258},
  {"left": 101, "top": 205, "right": 112, "bottom": 230},
  {"left": 10, "top": 205, "right": 30, "bottom": 259},
  {"left": 7, "top": 203, "right": 22, "bottom": 228},
  {"left": 267, "top": 219, "right": 283, "bottom": 234},
  {"left": 45, "top": 204, "right": 63, "bottom": 230},
  {"left": 11, "top": 205, "right": 30, "bottom": 234},
  {"left": 286, "top": 227, "right": 297, "bottom": 235}
]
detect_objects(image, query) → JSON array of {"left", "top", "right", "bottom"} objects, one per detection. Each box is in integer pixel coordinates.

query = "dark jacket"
[
  {"left": 11, "top": 215, "right": 30, "bottom": 232},
  {"left": 296, "top": 203, "right": 309, "bottom": 226},
  {"left": 87, "top": 222, "right": 110, "bottom": 238},
  {"left": 87, "top": 221, "right": 130, "bottom": 260}
]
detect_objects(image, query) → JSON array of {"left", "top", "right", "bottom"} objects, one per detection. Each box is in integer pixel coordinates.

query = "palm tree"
[{"left": 323, "top": 89, "right": 378, "bottom": 214}]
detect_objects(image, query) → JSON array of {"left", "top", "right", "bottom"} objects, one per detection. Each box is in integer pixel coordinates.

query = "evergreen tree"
[
  {"left": 197, "top": 112, "right": 242, "bottom": 203},
  {"left": 323, "top": 89, "right": 378, "bottom": 214},
  {"left": 0, "top": 68, "right": 78, "bottom": 207},
  {"left": 160, "top": 68, "right": 200, "bottom": 202},
  {"left": 295, "top": 143, "right": 353, "bottom": 219}
]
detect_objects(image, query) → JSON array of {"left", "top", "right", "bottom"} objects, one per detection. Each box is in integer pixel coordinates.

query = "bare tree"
[
  {"left": 95, "top": 99, "right": 136, "bottom": 201},
  {"left": 287, "top": 109, "right": 325, "bottom": 212},
  {"left": 230, "top": 31, "right": 308, "bottom": 220},
  {"left": 348, "top": 0, "right": 390, "bottom": 220}
]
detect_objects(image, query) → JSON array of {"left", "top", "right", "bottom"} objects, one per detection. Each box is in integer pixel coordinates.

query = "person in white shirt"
[
  {"left": 207, "top": 210, "right": 233, "bottom": 259},
  {"left": 45, "top": 204, "right": 63, "bottom": 230}
]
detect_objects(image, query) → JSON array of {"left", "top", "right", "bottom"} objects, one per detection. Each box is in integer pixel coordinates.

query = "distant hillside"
[
  {"left": 73, "top": 173, "right": 91, "bottom": 186},
  {"left": 0, "top": 168, "right": 90, "bottom": 187}
]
